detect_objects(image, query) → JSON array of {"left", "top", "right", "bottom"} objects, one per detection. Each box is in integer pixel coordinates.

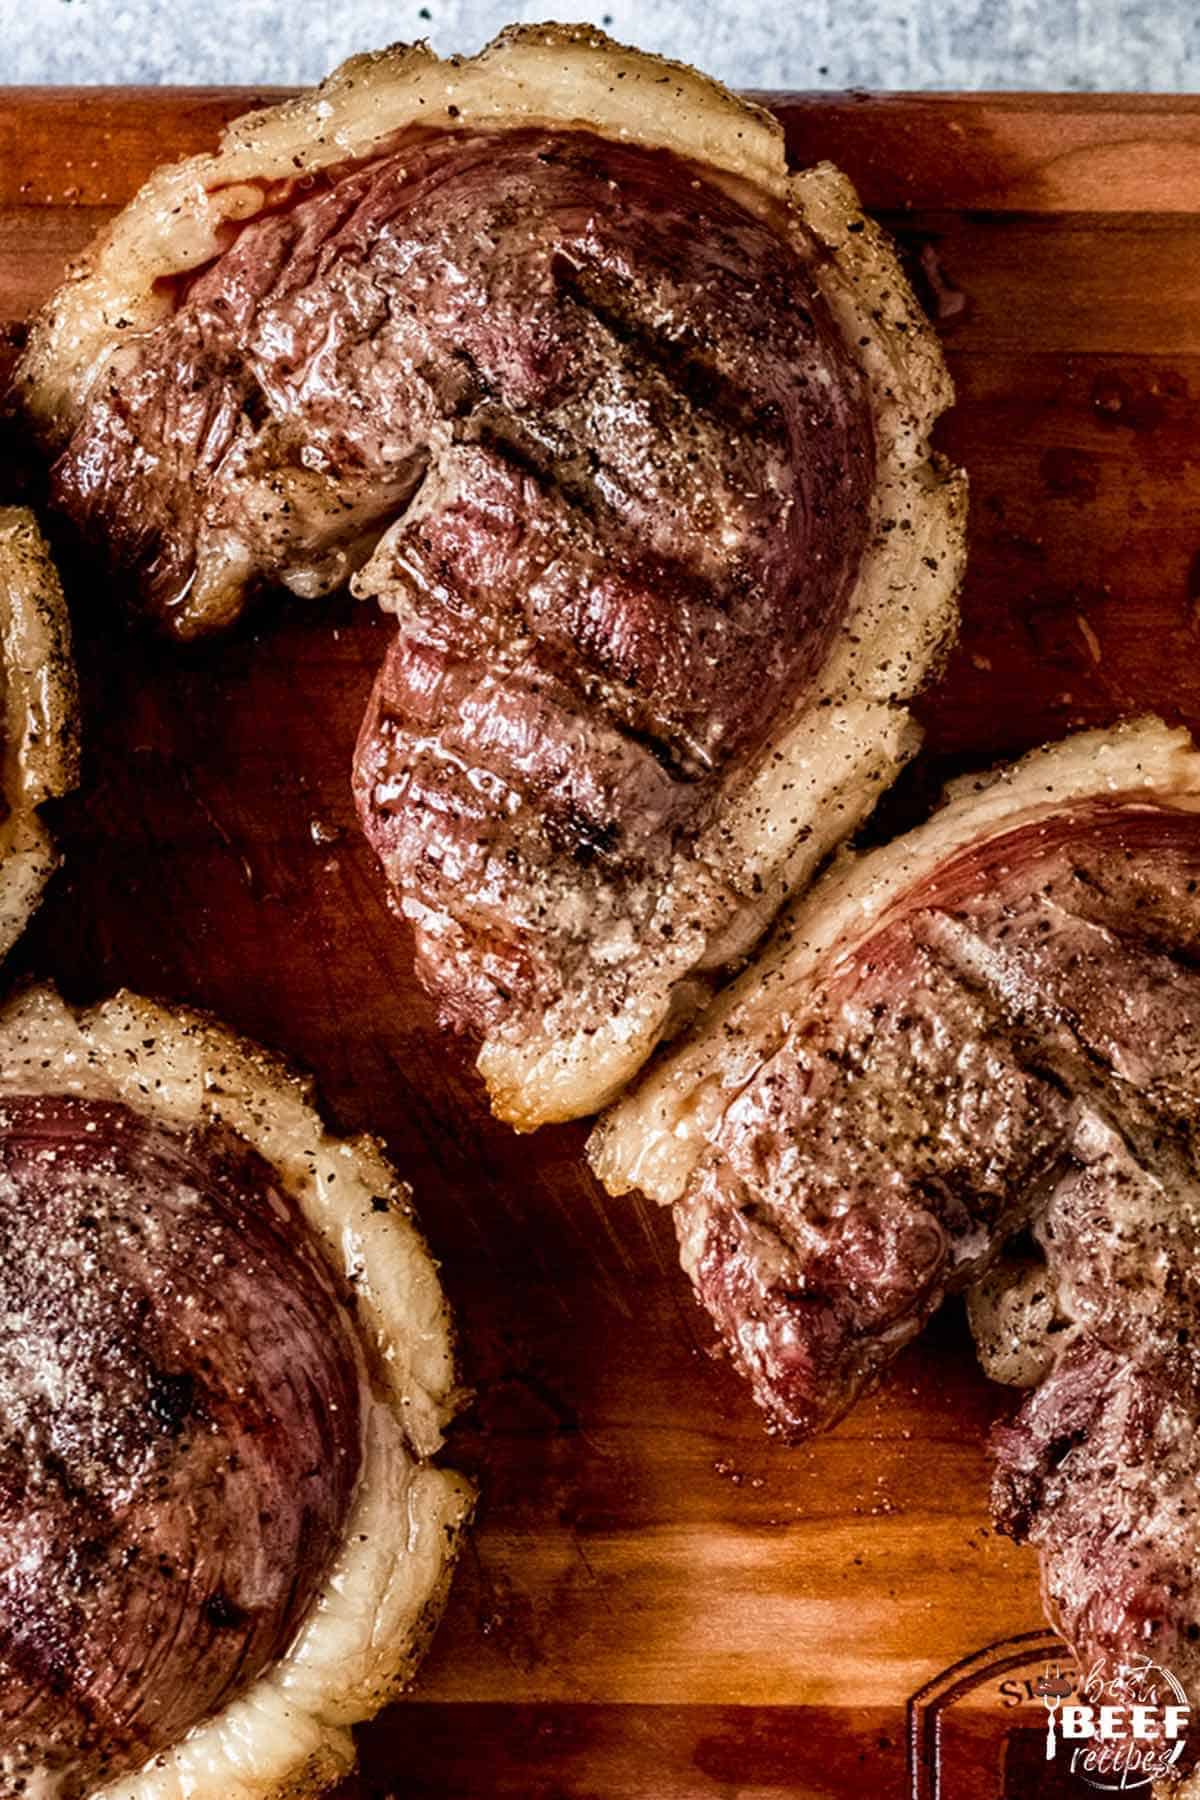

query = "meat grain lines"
[
  {"left": 15, "top": 35, "right": 961, "bottom": 1138},
  {"left": 2, "top": 84, "right": 1200, "bottom": 1800}
]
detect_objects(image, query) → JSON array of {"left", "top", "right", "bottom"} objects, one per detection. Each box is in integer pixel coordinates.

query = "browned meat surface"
[
  {"left": 674, "top": 783, "right": 1200, "bottom": 1699},
  {"left": 990, "top": 1101, "right": 1200, "bottom": 1690},
  {"left": 53, "top": 128, "right": 870, "bottom": 688},
  {"left": 0, "top": 1095, "right": 362, "bottom": 1798},
  {"left": 50, "top": 126, "right": 873, "bottom": 1053},
  {"left": 994, "top": 1340, "right": 1200, "bottom": 1692},
  {"left": 676, "top": 801, "right": 1200, "bottom": 1437},
  {"left": 355, "top": 615, "right": 697, "bottom": 1035}
]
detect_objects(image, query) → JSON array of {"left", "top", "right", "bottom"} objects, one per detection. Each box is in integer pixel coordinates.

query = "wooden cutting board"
[{"left": 2, "top": 86, "right": 1199, "bottom": 1800}]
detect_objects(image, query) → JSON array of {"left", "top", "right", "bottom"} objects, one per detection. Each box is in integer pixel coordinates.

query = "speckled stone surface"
[{"left": 7, "top": 0, "right": 1198, "bottom": 90}]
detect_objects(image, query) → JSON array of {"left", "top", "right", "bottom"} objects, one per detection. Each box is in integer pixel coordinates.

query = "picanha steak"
[
  {"left": 15, "top": 27, "right": 965, "bottom": 1127},
  {"left": 0, "top": 988, "right": 471, "bottom": 1800},
  {"left": 593, "top": 719, "right": 1200, "bottom": 1701}
]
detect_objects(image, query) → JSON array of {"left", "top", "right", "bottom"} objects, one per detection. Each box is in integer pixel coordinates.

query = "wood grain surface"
[{"left": 2, "top": 86, "right": 1199, "bottom": 1800}]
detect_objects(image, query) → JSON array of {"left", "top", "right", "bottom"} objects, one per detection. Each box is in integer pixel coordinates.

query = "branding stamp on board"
[{"left": 910, "top": 1631, "right": 1192, "bottom": 1797}]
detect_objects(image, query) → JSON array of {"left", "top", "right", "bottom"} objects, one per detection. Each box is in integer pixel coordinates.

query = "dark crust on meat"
[
  {"left": 50, "top": 125, "right": 875, "bottom": 1056},
  {"left": 0, "top": 1093, "right": 363, "bottom": 1797},
  {"left": 993, "top": 1341, "right": 1200, "bottom": 1699},
  {"left": 679, "top": 777, "right": 1200, "bottom": 1718},
  {"left": 16, "top": 23, "right": 964, "bottom": 1137},
  {"left": 678, "top": 797, "right": 1200, "bottom": 1437},
  {"left": 50, "top": 129, "right": 872, "bottom": 683}
]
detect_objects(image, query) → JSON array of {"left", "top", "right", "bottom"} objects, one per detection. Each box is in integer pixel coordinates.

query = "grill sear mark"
[
  {"left": 674, "top": 793, "right": 1200, "bottom": 1713},
  {"left": 0, "top": 1095, "right": 362, "bottom": 1799},
  {"left": 51, "top": 127, "right": 874, "bottom": 1046}
]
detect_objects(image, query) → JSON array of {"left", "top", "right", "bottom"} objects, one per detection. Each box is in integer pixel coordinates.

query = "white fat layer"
[
  {"left": 966, "top": 1252, "right": 1070, "bottom": 1389},
  {"left": 94, "top": 1407, "right": 471, "bottom": 1800},
  {"left": 0, "top": 987, "right": 473, "bottom": 1800},
  {"left": 592, "top": 718, "right": 1200, "bottom": 1203},
  {"left": 0, "top": 510, "right": 79, "bottom": 961},
  {"left": 16, "top": 25, "right": 965, "bottom": 1130},
  {"left": 477, "top": 153, "right": 966, "bottom": 1128}
]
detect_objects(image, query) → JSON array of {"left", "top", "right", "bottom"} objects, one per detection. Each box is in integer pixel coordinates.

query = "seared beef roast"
[
  {"left": 17, "top": 28, "right": 965, "bottom": 1125},
  {"left": 347, "top": 125, "right": 872, "bottom": 1052},
  {"left": 672, "top": 793, "right": 1200, "bottom": 1435},
  {"left": 0, "top": 989, "right": 470, "bottom": 1800},
  {"left": 52, "top": 129, "right": 872, "bottom": 702},
  {"left": 0, "top": 1097, "right": 362, "bottom": 1796},
  {"left": 994, "top": 1344, "right": 1200, "bottom": 1701},
  {"left": 983, "top": 1089, "right": 1200, "bottom": 1694},
  {"left": 593, "top": 720, "right": 1200, "bottom": 1684}
]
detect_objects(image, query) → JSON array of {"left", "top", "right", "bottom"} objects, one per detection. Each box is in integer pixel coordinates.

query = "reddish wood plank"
[
  {"left": 359, "top": 1703, "right": 904, "bottom": 1797},
  {"left": 5, "top": 87, "right": 1200, "bottom": 213},
  {"left": 773, "top": 91, "right": 1200, "bottom": 214},
  {"left": 2, "top": 87, "right": 1196, "bottom": 1800}
]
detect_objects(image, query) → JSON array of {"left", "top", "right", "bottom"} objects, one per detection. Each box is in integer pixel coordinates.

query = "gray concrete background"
[{"left": 3, "top": 0, "right": 1197, "bottom": 91}]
